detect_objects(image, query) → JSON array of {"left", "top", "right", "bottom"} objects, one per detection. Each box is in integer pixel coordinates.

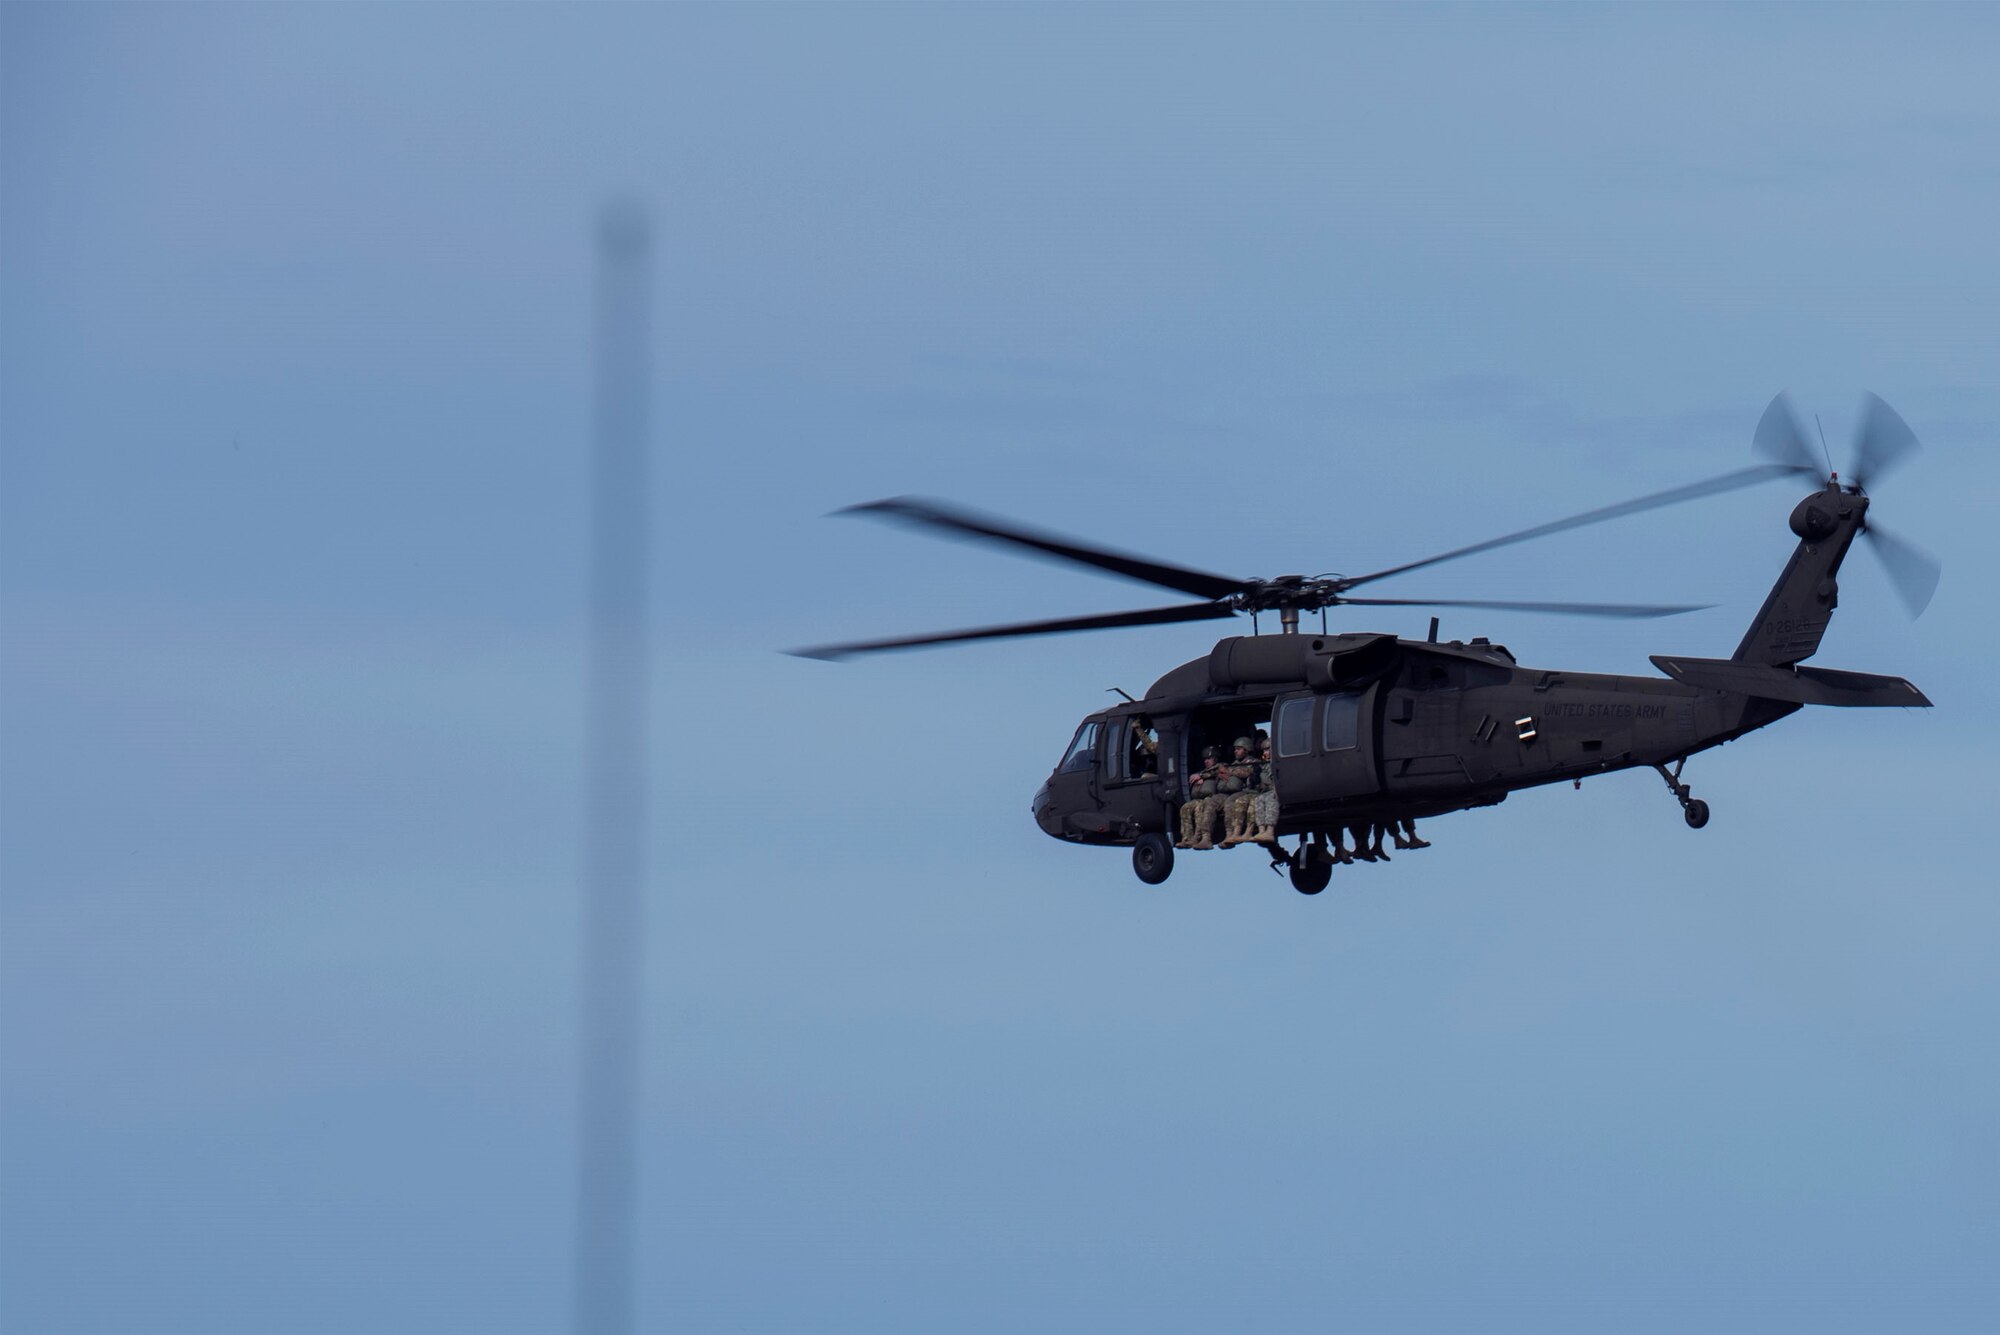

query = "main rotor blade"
[
  {"left": 1340, "top": 464, "right": 1801, "bottom": 591},
  {"left": 789, "top": 600, "right": 1237, "bottom": 661},
  {"left": 837, "top": 496, "right": 1250, "bottom": 601},
  {"left": 1850, "top": 392, "right": 1920, "bottom": 489},
  {"left": 1752, "top": 390, "right": 1826, "bottom": 477},
  {"left": 1339, "top": 596, "right": 1712, "bottom": 619},
  {"left": 1861, "top": 522, "right": 1940, "bottom": 618}
]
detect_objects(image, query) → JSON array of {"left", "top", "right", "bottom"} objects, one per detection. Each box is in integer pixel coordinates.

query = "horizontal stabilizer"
[{"left": 1651, "top": 655, "right": 1931, "bottom": 708}]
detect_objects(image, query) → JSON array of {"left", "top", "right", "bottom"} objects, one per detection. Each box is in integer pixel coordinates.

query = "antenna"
[{"left": 1813, "top": 413, "right": 1836, "bottom": 479}]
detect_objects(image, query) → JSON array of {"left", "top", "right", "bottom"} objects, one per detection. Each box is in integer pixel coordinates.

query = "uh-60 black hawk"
[{"left": 797, "top": 393, "right": 1940, "bottom": 895}]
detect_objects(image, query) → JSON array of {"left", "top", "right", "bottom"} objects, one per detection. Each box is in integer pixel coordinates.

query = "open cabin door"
[{"left": 1271, "top": 685, "right": 1382, "bottom": 807}]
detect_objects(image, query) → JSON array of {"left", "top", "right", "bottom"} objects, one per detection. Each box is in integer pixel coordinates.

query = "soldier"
[
  {"left": 1219, "top": 737, "right": 1258, "bottom": 845},
  {"left": 1203, "top": 740, "right": 1252, "bottom": 848},
  {"left": 1178, "top": 745, "right": 1225, "bottom": 849},
  {"left": 1250, "top": 734, "right": 1280, "bottom": 843}
]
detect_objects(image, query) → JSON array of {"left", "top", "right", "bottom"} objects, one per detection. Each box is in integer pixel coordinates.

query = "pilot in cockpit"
[{"left": 1127, "top": 715, "right": 1159, "bottom": 777}]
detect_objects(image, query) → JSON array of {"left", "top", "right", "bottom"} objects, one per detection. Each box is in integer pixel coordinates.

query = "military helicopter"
[{"left": 797, "top": 393, "right": 1939, "bottom": 894}]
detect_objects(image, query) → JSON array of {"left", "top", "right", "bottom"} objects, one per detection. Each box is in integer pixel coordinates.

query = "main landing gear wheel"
[
  {"left": 1132, "top": 833, "right": 1174, "bottom": 885},
  {"left": 1289, "top": 856, "right": 1332, "bottom": 896},
  {"left": 1683, "top": 798, "right": 1711, "bottom": 830}
]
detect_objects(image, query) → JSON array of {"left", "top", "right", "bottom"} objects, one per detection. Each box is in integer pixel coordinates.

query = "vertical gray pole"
[{"left": 576, "top": 200, "right": 650, "bottom": 1335}]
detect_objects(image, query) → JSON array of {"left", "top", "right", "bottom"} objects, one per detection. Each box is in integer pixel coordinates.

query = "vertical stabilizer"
[{"left": 1732, "top": 485, "right": 1867, "bottom": 666}]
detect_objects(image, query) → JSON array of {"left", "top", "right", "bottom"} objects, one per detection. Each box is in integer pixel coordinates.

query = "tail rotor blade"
[
  {"left": 1850, "top": 392, "right": 1921, "bottom": 490},
  {"left": 1752, "top": 390, "right": 1824, "bottom": 479},
  {"left": 1861, "top": 522, "right": 1941, "bottom": 618}
]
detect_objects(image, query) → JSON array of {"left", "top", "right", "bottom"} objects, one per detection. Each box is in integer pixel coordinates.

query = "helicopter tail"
[{"left": 1729, "top": 485, "right": 1868, "bottom": 667}]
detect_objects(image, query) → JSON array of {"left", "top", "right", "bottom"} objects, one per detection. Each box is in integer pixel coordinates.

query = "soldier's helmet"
[
  {"left": 1233, "top": 736, "right": 1253, "bottom": 751},
  {"left": 1201, "top": 745, "right": 1220, "bottom": 760}
]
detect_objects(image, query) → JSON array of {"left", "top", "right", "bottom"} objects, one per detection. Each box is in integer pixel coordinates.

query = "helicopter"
[{"left": 797, "top": 392, "right": 1940, "bottom": 895}]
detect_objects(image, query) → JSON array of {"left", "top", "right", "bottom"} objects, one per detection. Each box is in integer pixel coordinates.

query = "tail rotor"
[{"left": 1756, "top": 389, "right": 1940, "bottom": 617}]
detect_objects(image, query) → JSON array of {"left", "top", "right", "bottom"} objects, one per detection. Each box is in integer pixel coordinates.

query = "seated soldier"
[
  {"left": 1249, "top": 734, "right": 1279, "bottom": 843},
  {"left": 1219, "top": 737, "right": 1259, "bottom": 845},
  {"left": 1178, "top": 745, "right": 1225, "bottom": 849}
]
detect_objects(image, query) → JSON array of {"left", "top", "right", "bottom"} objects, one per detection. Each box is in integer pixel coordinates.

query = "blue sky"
[{"left": 5, "top": 5, "right": 1998, "bottom": 1332}]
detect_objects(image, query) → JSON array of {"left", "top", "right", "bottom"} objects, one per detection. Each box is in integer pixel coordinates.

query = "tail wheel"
[
  {"left": 1132, "top": 833, "right": 1174, "bottom": 885},
  {"left": 1683, "top": 799, "right": 1711, "bottom": 830}
]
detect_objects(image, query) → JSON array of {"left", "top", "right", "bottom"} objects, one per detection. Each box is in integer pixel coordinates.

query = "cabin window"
[
  {"left": 1276, "top": 697, "right": 1313, "bottom": 758},
  {"left": 1058, "top": 722, "right": 1099, "bottom": 774},
  {"left": 1322, "top": 692, "right": 1363, "bottom": 751}
]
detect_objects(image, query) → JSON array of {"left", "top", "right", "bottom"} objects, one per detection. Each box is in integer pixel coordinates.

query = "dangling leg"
[
  {"left": 1225, "top": 794, "right": 1253, "bottom": 846},
  {"left": 1328, "top": 825, "right": 1354, "bottom": 865},
  {"left": 1193, "top": 797, "right": 1220, "bottom": 850},
  {"left": 1401, "top": 818, "right": 1431, "bottom": 850},
  {"left": 1371, "top": 822, "right": 1391, "bottom": 861},
  {"left": 1252, "top": 791, "right": 1279, "bottom": 844},
  {"left": 1349, "top": 823, "right": 1378, "bottom": 862}
]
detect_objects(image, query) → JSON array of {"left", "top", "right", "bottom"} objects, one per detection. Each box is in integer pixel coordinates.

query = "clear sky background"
[{"left": 5, "top": 5, "right": 1998, "bottom": 1332}]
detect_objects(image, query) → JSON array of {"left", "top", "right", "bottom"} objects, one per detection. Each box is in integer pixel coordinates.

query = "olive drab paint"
[{"left": 806, "top": 394, "right": 1937, "bottom": 894}]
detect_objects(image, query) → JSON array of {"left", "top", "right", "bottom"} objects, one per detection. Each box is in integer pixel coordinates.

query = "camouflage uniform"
[
  {"left": 1250, "top": 745, "right": 1279, "bottom": 836},
  {"left": 1179, "top": 751, "right": 1225, "bottom": 848},
  {"left": 1128, "top": 720, "right": 1159, "bottom": 777},
  {"left": 1218, "top": 739, "right": 1259, "bottom": 844}
]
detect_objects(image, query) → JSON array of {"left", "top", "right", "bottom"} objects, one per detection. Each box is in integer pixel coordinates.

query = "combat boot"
[{"left": 1253, "top": 824, "right": 1277, "bottom": 844}]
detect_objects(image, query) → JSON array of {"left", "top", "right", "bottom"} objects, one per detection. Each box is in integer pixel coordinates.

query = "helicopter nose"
[{"left": 1031, "top": 780, "right": 1061, "bottom": 835}]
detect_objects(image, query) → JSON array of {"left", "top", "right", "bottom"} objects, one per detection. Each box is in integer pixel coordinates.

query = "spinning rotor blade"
[
  {"left": 1860, "top": 521, "right": 1941, "bottom": 618},
  {"left": 1850, "top": 392, "right": 1921, "bottom": 489},
  {"left": 839, "top": 496, "right": 1249, "bottom": 601},
  {"left": 1340, "top": 464, "right": 1801, "bottom": 591},
  {"left": 790, "top": 600, "right": 1237, "bottom": 661},
  {"left": 1752, "top": 390, "right": 1826, "bottom": 478},
  {"left": 1338, "top": 596, "right": 1712, "bottom": 619}
]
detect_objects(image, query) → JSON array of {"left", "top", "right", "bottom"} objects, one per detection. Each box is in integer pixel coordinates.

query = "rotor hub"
[{"left": 1229, "top": 576, "right": 1348, "bottom": 615}]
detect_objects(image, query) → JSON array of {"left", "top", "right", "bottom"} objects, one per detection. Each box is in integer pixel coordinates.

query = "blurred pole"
[{"left": 576, "top": 199, "right": 651, "bottom": 1335}]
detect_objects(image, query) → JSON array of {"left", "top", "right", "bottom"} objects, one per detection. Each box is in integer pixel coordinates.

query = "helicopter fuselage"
[
  {"left": 1032, "top": 634, "right": 1797, "bottom": 845},
  {"left": 1031, "top": 481, "right": 1930, "bottom": 874}
]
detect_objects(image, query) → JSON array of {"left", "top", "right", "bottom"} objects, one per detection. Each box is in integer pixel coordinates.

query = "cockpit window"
[{"left": 1059, "top": 722, "right": 1099, "bottom": 774}]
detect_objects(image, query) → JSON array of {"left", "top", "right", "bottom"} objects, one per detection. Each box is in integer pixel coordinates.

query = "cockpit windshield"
[{"left": 1057, "top": 721, "right": 1099, "bottom": 774}]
